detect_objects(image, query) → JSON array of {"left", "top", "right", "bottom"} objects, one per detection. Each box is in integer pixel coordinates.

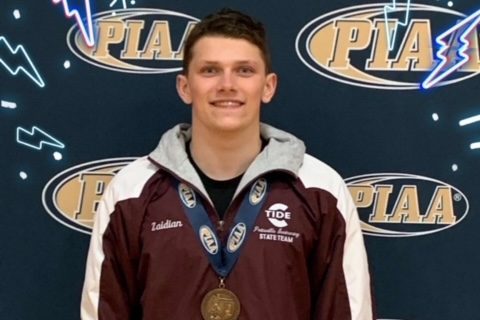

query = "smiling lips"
[{"left": 210, "top": 99, "right": 245, "bottom": 108}]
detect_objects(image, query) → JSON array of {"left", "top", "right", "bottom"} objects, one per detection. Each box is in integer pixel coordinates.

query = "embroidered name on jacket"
[{"left": 151, "top": 219, "right": 183, "bottom": 231}]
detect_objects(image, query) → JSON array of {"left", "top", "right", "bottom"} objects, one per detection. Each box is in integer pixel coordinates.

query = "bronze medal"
[{"left": 201, "top": 288, "right": 241, "bottom": 320}]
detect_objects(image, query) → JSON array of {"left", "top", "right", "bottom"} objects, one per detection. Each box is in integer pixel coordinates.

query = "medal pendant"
[{"left": 201, "top": 288, "right": 241, "bottom": 320}]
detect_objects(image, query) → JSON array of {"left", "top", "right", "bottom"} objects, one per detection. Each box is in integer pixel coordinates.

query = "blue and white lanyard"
[{"left": 177, "top": 178, "right": 268, "bottom": 278}]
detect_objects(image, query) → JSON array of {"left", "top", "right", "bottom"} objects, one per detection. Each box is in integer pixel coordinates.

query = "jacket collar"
[{"left": 149, "top": 123, "right": 306, "bottom": 200}]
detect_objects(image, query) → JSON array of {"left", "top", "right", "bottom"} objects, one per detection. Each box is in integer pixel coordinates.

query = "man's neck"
[{"left": 190, "top": 125, "right": 262, "bottom": 181}]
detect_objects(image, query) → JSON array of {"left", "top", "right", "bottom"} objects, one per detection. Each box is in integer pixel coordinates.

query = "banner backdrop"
[{"left": 1, "top": 0, "right": 479, "bottom": 319}]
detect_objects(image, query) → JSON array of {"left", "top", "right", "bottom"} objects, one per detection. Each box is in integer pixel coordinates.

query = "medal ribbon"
[{"left": 178, "top": 178, "right": 268, "bottom": 278}]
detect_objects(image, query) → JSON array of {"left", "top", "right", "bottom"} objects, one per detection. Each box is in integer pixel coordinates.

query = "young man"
[{"left": 81, "top": 8, "right": 374, "bottom": 320}]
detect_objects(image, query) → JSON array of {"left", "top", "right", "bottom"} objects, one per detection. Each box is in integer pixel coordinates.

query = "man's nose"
[{"left": 218, "top": 71, "right": 236, "bottom": 91}]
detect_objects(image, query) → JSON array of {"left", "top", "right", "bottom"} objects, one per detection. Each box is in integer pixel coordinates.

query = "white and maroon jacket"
[{"left": 81, "top": 123, "right": 374, "bottom": 319}]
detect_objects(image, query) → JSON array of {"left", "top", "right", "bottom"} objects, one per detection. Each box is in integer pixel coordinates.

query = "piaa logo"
[
  {"left": 296, "top": 3, "right": 480, "bottom": 89},
  {"left": 199, "top": 225, "right": 219, "bottom": 254},
  {"left": 67, "top": 8, "right": 198, "bottom": 73},
  {"left": 178, "top": 183, "right": 196, "bottom": 208},
  {"left": 346, "top": 173, "right": 469, "bottom": 237},
  {"left": 42, "top": 158, "right": 135, "bottom": 234},
  {"left": 249, "top": 178, "right": 267, "bottom": 205},
  {"left": 227, "top": 223, "right": 247, "bottom": 253}
]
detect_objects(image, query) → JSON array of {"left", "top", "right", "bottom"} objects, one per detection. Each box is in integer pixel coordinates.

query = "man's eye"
[
  {"left": 238, "top": 67, "right": 255, "bottom": 75},
  {"left": 201, "top": 67, "right": 218, "bottom": 75}
]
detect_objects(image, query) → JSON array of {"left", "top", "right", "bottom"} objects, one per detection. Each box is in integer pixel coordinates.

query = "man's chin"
[{"left": 209, "top": 120, "right": 258, "bottom": 133}]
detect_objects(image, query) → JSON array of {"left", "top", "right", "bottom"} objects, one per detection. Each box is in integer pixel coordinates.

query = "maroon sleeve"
[
  {"left": 97, "top": 203, "right": 143, "bottom": 320},
  {"left": 309, "top": 192, "right": 353, "bottom": 320},
  {"left": 298, "top": 154, "right": 374, "bottom": 319}
]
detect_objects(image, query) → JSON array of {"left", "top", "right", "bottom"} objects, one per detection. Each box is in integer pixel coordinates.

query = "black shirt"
[{"left": 186, "top": 144, "right": 243, "bottom": 219}]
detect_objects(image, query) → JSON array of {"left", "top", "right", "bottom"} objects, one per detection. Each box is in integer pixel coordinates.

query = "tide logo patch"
[{"left": 265, "top": 203, "right": 291, "bottom": 228}]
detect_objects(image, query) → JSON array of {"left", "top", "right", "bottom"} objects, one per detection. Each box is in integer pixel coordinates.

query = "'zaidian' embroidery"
[{"left": 151, "top": 219, "right": 183, "bottom": 231}]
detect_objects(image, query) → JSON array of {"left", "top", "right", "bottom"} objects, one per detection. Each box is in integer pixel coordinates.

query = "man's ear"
[
  {"left": 262, "top": 73, "right": 278, "bottom": 103},
  {"left": 176, "top": 74, "right": 192, "bottom": 104}
]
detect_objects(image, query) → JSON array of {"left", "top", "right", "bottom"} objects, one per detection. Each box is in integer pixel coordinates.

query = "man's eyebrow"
[
  {"left": 234, "top": 60, "right": 259, "bottom": 65},
  {"left": 198, "top": 60, "right": 259, "bottom": 65},
  {"left": 199, "top": 61, "right": 220, "bottom": 65}
]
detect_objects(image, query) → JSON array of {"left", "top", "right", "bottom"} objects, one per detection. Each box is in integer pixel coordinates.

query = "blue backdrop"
[{"left": 1, "top": 0, "right": 479, "bottom": 319}]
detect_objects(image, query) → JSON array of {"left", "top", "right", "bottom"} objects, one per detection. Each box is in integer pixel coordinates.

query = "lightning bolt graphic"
[
  {"left": 1, "top": 100, "right": 17, "bottom": 109},
  {"left": 16, "top": 126, "right": 65, "bottom": 150},
  {"left": 384, "top": 0, "right": 412, "bottom": 51},
  {"left": 109, "top": 0, "right": 127, "bottom": 9},
  {"left": 459, "top": 114, "right": 480, "bottom": 127},
  {"left": 0, "top": 36, "right": 45, "bottom": 88},
  {"left": 52, "top": 0, "right": 95, "bottom": 47},
  {"left": 422, "top": 9, "right": 480, "bottom": 89},
  {"left": 459, "top": 114, "right": 480, "bottom": 150}
]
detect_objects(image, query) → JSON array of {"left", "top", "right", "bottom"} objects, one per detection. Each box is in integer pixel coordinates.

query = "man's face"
[{"left": 177, "top": 36, "right": 277, "bottom": 133}]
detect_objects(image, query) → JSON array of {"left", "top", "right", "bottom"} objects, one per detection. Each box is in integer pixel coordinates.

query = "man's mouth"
[{"left": 210, "top": 100, "right": 244, "bottom": 108}]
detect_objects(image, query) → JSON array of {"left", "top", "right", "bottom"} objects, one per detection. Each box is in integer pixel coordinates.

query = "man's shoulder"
[
  {"left": 298, "top": 153, "right": 346, "bottom": 193},
  {"left": 107, "top": 156, "right": 160, "bottom": 200}
]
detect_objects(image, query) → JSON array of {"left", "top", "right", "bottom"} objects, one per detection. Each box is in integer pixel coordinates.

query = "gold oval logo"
[
  {"left": 42, "top": 158, "right": 136, "bottom": 234},
  {"left": 227, "top": 223, "right": 247, "bottom": 253},
  {"left": 346, "top": 173, "right": 469, "bottom": 237},
  {"left": 199, "top": 225, "right": 219, "bottom": 254},
  {"left": 67, "top": 8, "right": 198, "bottom": 73},
  {"left": 249, "top": 178, "right": 267, "bottom": 205},
  {"left": 296, "top": 3, "right": 480, "bottom": 89},
  {"left": 178, "top": 183, "right": 196, "bottom": 208}
]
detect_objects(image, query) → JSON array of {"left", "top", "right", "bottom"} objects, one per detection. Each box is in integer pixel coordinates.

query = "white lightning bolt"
[
  {"left": 16, "top": 126, "right": 65, "bottom": 150},
  {"left": 384, "top": 0, "right": 412, "bottom": 51},
  {"left": 459, "top": 114, "right": 480, "bottom": 126},
  {"left": 422, "top": 9, "right": 480, "bottom": 89},
  {"left": 459, "top": 113, "right": 480, "bottom": 150},
  {"left": 52, "top": 0, "right": 95, "bottom": 47},
  {"left": 109, "top": 0, "right": 127, "bottom": 9},
  {"left": 0, "top": 36, "right": 45, "bottom": 88}
]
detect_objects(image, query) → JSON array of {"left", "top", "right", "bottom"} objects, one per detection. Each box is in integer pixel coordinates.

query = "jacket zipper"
[
  {"left": 149, "top": 157, "right": 294, "bottom": 234},
  {"left": 148, "top": 158, "right": 224, "bottom": 231}
]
